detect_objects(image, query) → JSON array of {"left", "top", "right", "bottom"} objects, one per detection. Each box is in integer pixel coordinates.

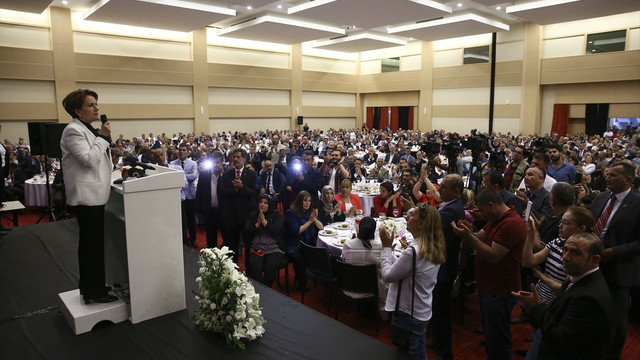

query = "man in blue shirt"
[
  {"left": 171, "top": 143, "right": 198, "bottom": 248},
  {"left": 547, "top": 144, "right": 576, "bottom": 183}
]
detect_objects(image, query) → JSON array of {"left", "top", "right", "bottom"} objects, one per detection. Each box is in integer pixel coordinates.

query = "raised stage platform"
[{"left": 0, "top": 220, "right": 408, "bottom": 360}]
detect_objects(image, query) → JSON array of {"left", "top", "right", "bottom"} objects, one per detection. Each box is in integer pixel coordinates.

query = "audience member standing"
[
  {"left": 503, "top": 145, "right": 529, "bottom": 193},
  {"left": 429, "top": 174, "right": 466, "bottom": 360},
  {"left": 547, "top": 144, "right": 577, "bottom": 183},
  {"left": 513, "top": 232, "right": 615, "bottom": 360},
  {"left": 259, "top": 160, "right": 285, "bottom": 203},
  {"left": 452, "top": 190, "right": 526, "bottom": 360},
  {"left": 195, "top": 151, "right": 224, "bottom": 248},
  {"left": 516, "top": 166, "right": 553, "bottom": 220},
  {"left": 320, "top": 149, "right": 350, "bottom": 194},
  {"left": 589, "top": 162, "right": 640, "bottom": 359},
  {"left": 288, "top": 150, "right": 322, "bottom": 202},
  {"left": 220, "top": 148, "right": 257, "bottom": 262},
  {"left": 171, "top": 143, "right": 198, "bottom": 248}
]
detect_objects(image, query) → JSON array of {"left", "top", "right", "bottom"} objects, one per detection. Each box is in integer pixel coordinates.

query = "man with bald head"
[{"left": 516, "top": 166, "right": 553, "bottom": 220}]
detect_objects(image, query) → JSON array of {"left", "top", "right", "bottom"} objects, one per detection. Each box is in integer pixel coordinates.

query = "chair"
[
  {"left": 299, "top": 241, "right": 337, "bottom": 314},
  {"left": 276, "top": 256, "right": 291, "bottom": 296},
  {"left": 334, "top": 260, "right": 379, "bottom": 336}
]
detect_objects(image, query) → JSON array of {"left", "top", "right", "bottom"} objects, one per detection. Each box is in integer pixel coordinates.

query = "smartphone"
[
  {"left": 251, "top": 249, "right": 265, "bottom": 257},
  {"left": 524, "top": 200, "right": 532, "bottom": 221}
]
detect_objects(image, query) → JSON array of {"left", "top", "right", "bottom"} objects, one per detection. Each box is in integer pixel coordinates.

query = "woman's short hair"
[
  {"left": 62, "top": 89, "right": 98, "bottom": 118},
  {"left": 341, "top": 178, "right": 352, "bottom": 188}
]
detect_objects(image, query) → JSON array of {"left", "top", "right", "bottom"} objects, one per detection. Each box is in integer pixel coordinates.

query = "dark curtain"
[
  {"left": 379, "top": 107, "right": 389, "bottom": 130},
  {"left": 389, "top": 107, "right": 399, "bottom": 132},
  {"left": 365, "top": 107, "right": 374, "bottom": 129},
  {"left": 551, "top": 104, "right": 569, "bottom": 137},
  {"left": 372, "top": 107, "right": 381, "bottom": 129},
  {"left": 585, "top": 103, "right": 609, "bottom": 136},
  {"left": 398, "top": 106, "right": 410, "bottom": 130}
]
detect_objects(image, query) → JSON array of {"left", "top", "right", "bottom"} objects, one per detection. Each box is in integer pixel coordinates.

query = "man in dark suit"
[
  {"left": 589, "top": 161, "right": 640, "bottom": 359},
  {"left": 259, "top": 160, "right": 285, "bottom": 203},
  {"left": 429, "top": 174, "right": 466, "bottom": 360},
  {"left": 385, "top": 144, "right": 401, "bottom": 165},
  {"left": 516, "top": 166, "right": 553, "bottom": 220},
  {"left": 512, "top": 232, "right": 615, "bottom": 360},
  {"left": 195, "top": 151, "right": 225, "bottom": 249},
  {"left": 481, "top": 170, "right": 525, "bottom": 215},
  {"left": 220, "top": 148, "right": 257, "bottom": 262}
]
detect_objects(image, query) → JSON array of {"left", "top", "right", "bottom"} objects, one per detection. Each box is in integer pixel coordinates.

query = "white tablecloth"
[
  {"left": 316, "top": 218, "right": 409, "bottom": 257},
  {"left": 24, "top": 176, "right": 54, "bottom": 207}
]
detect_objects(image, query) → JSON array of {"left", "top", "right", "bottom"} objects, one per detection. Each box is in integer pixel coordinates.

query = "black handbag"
[{"left": 389, "top": 247, "right": 416, "bottom": 348}]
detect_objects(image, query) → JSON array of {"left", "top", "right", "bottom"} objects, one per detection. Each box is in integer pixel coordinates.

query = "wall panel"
[
  {"left": 74, "top": 32, "right": 190, "bottom": 60},
  {"left": 542, "top": 36, "right": 584, "bottom": 59},
  {"left": 77, "top": 82, "right": 193, "bottom": 104},
  {"left": 208, "top": 46, "right": 289, "bottom": 69},
  {"left": 302, "top": 71, "right": 357, "bottom": 93},
  {"left": 434, "top": 49, "right": 463, "bottom": 68},
  {"left": 210, "top": 105, "right": 290, "bottom": 118},
  {"left": 109, "top": 119, "right": 193, "bottom": 139},
  {"left": 365, "top": 91, "right": 419, "bottom": 107},
  {"left": 542, "top": 51, "right": 640, "bottom": 84},
  {"left": 432, "top": 117, "right": 489, "bottom": 134},
  {"left": 402, "top": 55, "right": 421, "bottom": 71},
  {"left": 208, "top": 63, "right": 291, "bottom": 90},
  {"left": 302, "top": 56, "right": 357, "bottom": 74},
  {"left": 305, "top": 117, "right": 355, "bottom": 131},
  {"left": 210, "top": 88, "right": 290, "bottom": 105},
  {"left": 302, "top": 91, "right": 355, "bottom": 107},
  {"left": 0, "top": 23, "right": 50, "bottom": 50},
  {"left": 0, "top": 79, "right": 55, "bottom": 102},
  {"left": 211, "top": 118, "right": 290, "bottom": 133}
]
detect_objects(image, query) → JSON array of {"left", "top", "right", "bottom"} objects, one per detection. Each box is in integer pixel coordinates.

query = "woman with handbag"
[{"left": 379, "top": 203, "right": 446, "bottom": 360}]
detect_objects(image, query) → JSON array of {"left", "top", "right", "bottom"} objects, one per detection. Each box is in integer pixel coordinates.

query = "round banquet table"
[
  {"left": 24, "top": 175, "right": 54, "bottom": 207},
  {"left": 316, "top": 217, "right": 409, "bottom": 257}
]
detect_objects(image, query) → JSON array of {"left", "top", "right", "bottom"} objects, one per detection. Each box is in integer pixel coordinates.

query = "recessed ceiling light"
[
  {"left": 247, "top": 6, "right": 252, "bottom": 10},
  {"left": 496, "top": 6, "right": 501, "bottom": 10},
  {"left": 277, "top": 5, "right": 282, "bottom": 9},
  {"left": 457, "top": 3, "right": 462, "bottom": 7},
  {"left": 62, "top": 0, "right": 68, "bottom": 5},
  {"left": 409, "top": 37, "right": 414, "bottom": 40}
]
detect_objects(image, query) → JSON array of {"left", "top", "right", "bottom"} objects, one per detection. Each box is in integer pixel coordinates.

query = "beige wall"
[{"left": 1, "top": 7, "right": 639, "bottom": 142}]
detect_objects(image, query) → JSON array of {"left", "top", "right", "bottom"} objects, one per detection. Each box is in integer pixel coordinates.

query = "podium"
[{"left": 103, "top": 165, "right": 187, "bottom": 324}]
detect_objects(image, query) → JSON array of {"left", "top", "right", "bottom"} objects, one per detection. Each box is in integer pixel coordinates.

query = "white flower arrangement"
[
  {"left": 193, "top": 246, "right": 265, "bottom": 349},
  {"left": 382, "top": 219, "right": 402, "bottom": 236}
]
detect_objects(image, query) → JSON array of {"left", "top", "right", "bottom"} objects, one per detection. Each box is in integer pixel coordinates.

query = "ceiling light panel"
[
  {"left": 288, "top": 0, "right": 451, "bottom": 29},
  {"left": 84, "top": 0, "right": 235, "bottom": 32},
  {"left": 310, "top": 32, "right": 407, "bottom": 52},
  {"left": 217, "top": 14, "right": 345, "bottom": 44},
  {"left": 388, "top": 13, "right": 509, "bottom": 42}
]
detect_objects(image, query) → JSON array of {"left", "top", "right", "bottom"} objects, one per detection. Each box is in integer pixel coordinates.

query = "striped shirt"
[{"left": 536, "top": 237, "right": 567, "bottom": 303}]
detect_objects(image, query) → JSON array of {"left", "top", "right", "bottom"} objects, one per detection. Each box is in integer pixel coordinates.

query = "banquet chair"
[
  {"left": 299, "top": 241, "right": 337, "bottom": 314},
  {"left": 333, "top": 260, "right": 379, "bottom": 335},
  {"left": 275, "top": 256, "right": 291, "bottom": 296}
]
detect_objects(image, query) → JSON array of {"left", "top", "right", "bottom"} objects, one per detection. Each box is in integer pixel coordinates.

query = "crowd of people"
[{"left": 2, "top": 116, "right": 640, "bottom": 359}]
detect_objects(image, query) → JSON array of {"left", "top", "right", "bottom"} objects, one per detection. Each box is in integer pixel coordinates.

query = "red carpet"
[{"left": 4, "top": 207, "right": 639, "bottom": 359}]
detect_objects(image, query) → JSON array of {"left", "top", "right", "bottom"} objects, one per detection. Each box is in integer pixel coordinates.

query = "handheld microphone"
[
  {"left": 100, "top": 114, "right": 108, "bottom": 124},
  {"left": 124, "top": 156, "right": 156, "bottom": 171}
]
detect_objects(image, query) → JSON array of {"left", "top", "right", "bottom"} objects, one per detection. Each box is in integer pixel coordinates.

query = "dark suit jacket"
[
  {"left": 220, "top": 167, "right": 258, "bottom": 226},
  {"left": 590, "top": 190, "right": 640, "bottom": 287},
  {"left": 530, "top": 270, "right": 615, "bottom": 360},
  {"left": 385, "top": 152, "right": 401, "bottom": 165},
  {"left": 194, "top": 169, "right": 223, "bottom": 219},
  {"left": 529, "top": 187, "right": 553, "bottom": 220},
  {"left": 500, "top": 188, "right": 525, "bottom": 215},
  {"left": 259, "top": 168, "right": 285, "bottom": 197},
  {"left": 437, "top": 198, "right": 467, "bottom": 283}
]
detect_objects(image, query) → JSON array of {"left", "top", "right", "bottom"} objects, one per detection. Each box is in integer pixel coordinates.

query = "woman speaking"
[{"left": 60, "top": 89, "right": 117, "bottom": 305}]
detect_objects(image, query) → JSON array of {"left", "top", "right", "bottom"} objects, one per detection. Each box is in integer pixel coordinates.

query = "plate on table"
[
  {"left": 320, "top": 229, "right": 339, "bottom": 236},
  {"left": 333, "top": 238, "right": 349, "bottom": 247},
  {"left": 332, "top": 222, "right": 350, "bottom": 230}
]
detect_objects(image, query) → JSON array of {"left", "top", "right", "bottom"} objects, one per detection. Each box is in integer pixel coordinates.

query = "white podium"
[{"left": 103, "top": 165, "right": 187, "bottom": 324}]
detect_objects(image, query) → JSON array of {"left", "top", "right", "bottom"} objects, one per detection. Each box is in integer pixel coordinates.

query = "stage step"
[{"left": 58, "top": 289, "right": 128, "bottom": 335}]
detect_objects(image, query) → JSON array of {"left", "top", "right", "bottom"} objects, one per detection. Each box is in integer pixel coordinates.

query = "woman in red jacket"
[
  {"left": 373, "top": 181, "right": 403, "bottom": 218},
  {"left": 335, "top": 179, "right": 362, "bottom": 217}
]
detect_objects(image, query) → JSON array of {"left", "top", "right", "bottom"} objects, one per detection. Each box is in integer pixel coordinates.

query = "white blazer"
[{"left": 60, "top": 118, "right": 112, "bottom": 206}]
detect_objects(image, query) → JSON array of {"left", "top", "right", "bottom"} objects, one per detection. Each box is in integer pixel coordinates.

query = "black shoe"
[
  {"left": 515, "top": 349, "right": 528, "bottom": 357},
  {"left": 474, "top": 327, "right": 484, "bottom": 334},
  {"left": 83, "top": 294, "right": 118, "bottom": 305}
]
